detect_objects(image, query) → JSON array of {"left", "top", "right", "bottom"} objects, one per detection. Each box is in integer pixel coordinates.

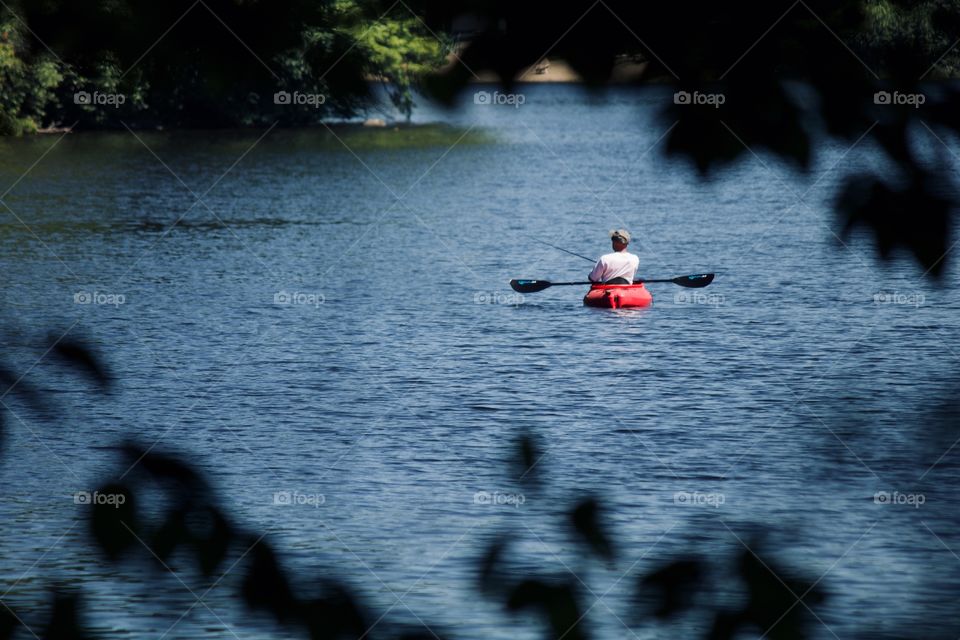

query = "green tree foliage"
[
  {"left": 332, "top": 0, "right": 448, "bottom": 119},
  {"left": 0, "top": 0, "right": 446, "bottom": 132},
  {"left": 858, "top": 0, "right": 960, "bottom": 77},
  {"left": 0, "top": 21, "right": 62, "bottom": 134}
]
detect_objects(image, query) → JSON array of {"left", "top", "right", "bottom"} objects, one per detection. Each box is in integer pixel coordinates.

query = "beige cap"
[{"left": 610, "top": 229, "right": 631, "bottom": 244}]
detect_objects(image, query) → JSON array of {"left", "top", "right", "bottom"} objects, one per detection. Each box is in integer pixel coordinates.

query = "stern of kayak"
[{"left": 583, "top": 283, "right": 653, "bottom": 309}]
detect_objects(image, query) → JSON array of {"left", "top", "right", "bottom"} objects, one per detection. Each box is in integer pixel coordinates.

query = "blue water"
[{"left": 1, "top": 84, "right": 959, "bottom": 639}]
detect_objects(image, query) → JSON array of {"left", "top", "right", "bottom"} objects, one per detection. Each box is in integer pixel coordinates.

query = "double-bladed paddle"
[{"left": 509, "top": 273, "right": 715, "bottom": 294}]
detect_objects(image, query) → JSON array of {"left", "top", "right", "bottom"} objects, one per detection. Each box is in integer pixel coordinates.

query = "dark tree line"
[{"left": 0, "top": 0, "right": 447, "bottom": 133}]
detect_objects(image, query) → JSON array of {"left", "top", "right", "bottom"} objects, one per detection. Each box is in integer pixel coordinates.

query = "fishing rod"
[{"left": 535, "top": 239, "right": 595, "bottom": 263}]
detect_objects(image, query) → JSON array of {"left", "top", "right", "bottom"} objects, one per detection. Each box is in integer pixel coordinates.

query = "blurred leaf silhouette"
[
  {"left": 0, "top": 606, "right": 17, "bottom": 640},
  {"left": 570, "top": 497, "right": 615, "bottom": 561},
  {"left": 507, "top": 579, "right": 587, "bottom": 640},
  {"left": 240, "top": 541, "right": 299, "bottom": 622},
  {"left": 118, "top": 443, "right": 206, "bottom": 490},
  {"left": 836, "top": 168, "right": 954, "bottom": 275},
  {"left": 43, "top": 590, "right": 92, "bottom": 640},
  {"left": 0, "top": 364, "right": 45, "bottom": 415},
  {"left": 478, "top": 535, "right": 509, "bottom": 596},
  {"left": 638, "top": 557, "right": 704, "bottom": 619},
  {"left": 513, "top": 429, "right": 542, "bottom": 484},
  {"left": 89, "top": 481, "right": 137, "bottom": 560},
  {"left": 190, "top": 506, "right": 232, "bottom": 576},
  {"left": 709, "top": 545, "right": 826, "bottom": 640},
  {"left": 49, "top": 337, "right": 112, "bottom": 391},
  {"left": 301, "top": 582, "right": 369, "bottom": 640}
]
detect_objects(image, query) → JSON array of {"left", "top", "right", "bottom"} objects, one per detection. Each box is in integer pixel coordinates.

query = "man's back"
[{"left": 589, "top": 251, "right": 639, "bottom": 283}]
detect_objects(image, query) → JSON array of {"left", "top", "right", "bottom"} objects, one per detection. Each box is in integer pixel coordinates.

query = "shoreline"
[
  {"left": 473, "top": 58, "right": 648, "bottom": 83},
  {"left": 370, "top": 56, "right": 649, "bottom": 84}
]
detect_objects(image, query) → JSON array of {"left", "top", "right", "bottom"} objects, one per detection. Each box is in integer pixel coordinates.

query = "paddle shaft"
[
  {"left": 520, "top": 280, "right": 666, "bottom": 286},
  {"left": 509, "top": 273, "right": 714, "bottom": 293}
]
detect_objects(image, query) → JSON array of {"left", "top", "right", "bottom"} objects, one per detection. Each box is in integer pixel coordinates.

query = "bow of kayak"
[{"left": 583, "top": 283, "right": 652, "bottom": 309}]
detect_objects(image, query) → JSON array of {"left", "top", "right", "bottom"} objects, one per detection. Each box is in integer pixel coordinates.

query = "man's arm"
[{"left": 588, "top": 258, "right": 605, "bottom": 283}]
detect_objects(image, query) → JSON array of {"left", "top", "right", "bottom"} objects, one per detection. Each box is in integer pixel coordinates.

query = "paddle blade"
[
  {"left": 671, "top": 273, "right": 714, "bottom": 288},
  {"left": 510, "top": 279, "right": 552, "bottom": 293}
]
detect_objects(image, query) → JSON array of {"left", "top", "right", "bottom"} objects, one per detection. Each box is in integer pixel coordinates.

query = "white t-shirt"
[{"left": 589, "top": 251, "right": 639, "bottom": 283}]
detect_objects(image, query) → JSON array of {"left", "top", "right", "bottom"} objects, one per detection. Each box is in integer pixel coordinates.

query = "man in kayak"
[{"left": 588, "top": 229, "right": 639, "bottom": 284}]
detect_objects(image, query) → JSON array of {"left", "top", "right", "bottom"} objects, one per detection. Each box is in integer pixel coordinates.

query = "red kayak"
[{"left": 583, "top": 283, "right": 653, "bottom": 309}]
